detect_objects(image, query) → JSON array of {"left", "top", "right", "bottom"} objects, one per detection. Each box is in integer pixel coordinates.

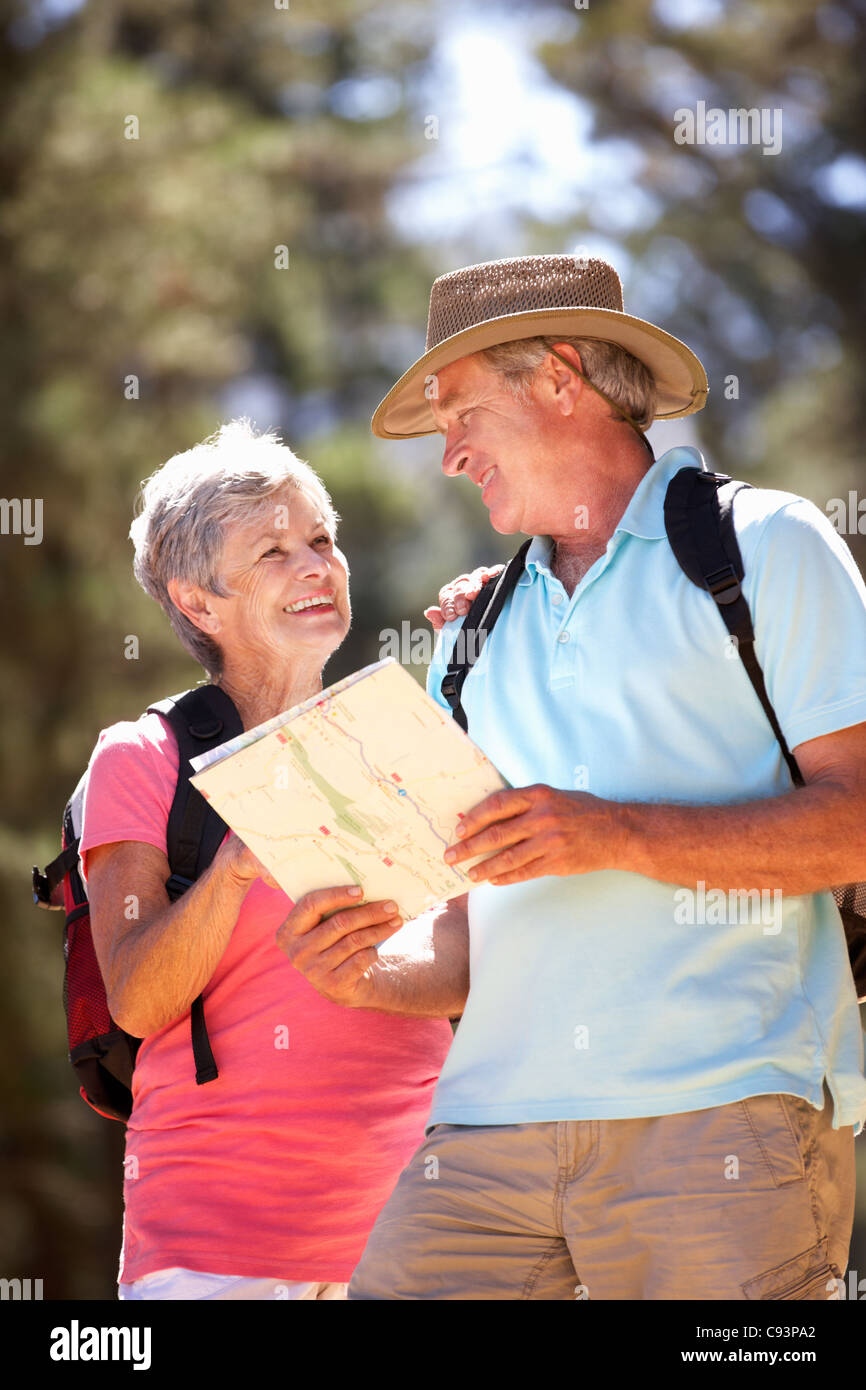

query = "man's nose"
[{"left": 441, "top": 436, "right": 470, "bottom": 476}]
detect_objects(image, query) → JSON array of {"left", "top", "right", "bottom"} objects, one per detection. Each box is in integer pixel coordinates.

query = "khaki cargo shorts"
[{"left": 349, "top": 1089, "right": 854, "bottom": 1300}]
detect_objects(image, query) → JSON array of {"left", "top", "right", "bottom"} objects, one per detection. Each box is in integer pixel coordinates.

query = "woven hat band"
[{"left": 426, "top": 255, "right": 624, "bottom": 352}]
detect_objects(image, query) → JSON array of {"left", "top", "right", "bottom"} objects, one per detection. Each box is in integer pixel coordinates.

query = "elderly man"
[{"left": 278, "top": 255, "right": 866, "bottom": 1300}]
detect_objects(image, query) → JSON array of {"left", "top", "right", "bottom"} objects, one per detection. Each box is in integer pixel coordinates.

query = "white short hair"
[
  {"left": 130, "top": 419, "right": 339, "bottom": 678},
  {"left": 479, "top": 335, "right": 657, "bottom": 429}
]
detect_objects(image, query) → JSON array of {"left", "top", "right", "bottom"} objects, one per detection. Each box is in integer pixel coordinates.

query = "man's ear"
[
  {"left": 167, "top": 577, "right": 222, "bottom": 635},
  {"left": 545, "top": 342, "right": 585, "bottom": 416}
]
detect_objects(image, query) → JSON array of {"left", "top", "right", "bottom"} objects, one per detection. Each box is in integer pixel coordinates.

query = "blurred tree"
[
  {"left": 534, "top": 0, "right": 866, "bottom": 1272},
  {"left": 535, "top": 0, "right": 866, "bottom": 566},
  {"left": 2, "top": 0, "right": 865, "bottom": 1297},
  {"left": 0, "top": 0, "right": 479, "bottom": 1298}
]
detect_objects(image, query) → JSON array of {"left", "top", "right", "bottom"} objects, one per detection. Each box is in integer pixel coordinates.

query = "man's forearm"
[
  {"left": 445, "top": 724, "right": 866, "bottom": 895},
  {"left": 618, "top": 779, "right": 866, "bottom": 895},
  {"left": 361, "top": 894, "right": 470, "bottom": 1017}
]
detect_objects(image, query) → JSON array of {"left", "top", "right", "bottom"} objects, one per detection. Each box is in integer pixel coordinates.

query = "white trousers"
[{"left": 119, "top": 1266, "right": 348, "bottom": 1300}]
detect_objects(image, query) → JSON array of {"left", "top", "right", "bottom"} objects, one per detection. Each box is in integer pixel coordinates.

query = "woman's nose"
[{"left": 298, "top": 547, "right": 330, "bottom": 577}]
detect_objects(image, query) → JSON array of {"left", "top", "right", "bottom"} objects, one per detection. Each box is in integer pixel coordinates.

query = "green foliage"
[
  {"left": 0, "top": 0, "right": 453, "bottom": 1298},
  {"left": 2, "top": 0, "right": 864, "bottom": 1295},
  {"left": 535, "top": 0, "right": 866, "bottom": 555}
]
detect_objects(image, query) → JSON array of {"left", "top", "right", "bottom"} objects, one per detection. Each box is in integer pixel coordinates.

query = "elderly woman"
[{"left": 80, "top": 419, "right": 454, "bottom": 1301}]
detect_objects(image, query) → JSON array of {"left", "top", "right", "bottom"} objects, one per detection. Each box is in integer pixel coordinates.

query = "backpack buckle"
[
  {"left": 165, "top": 873, "right": 195, "bottom": 902},
  {"left": 189, "top": 719, "right": 224, "bottom": 740},
  {"left": 32, "top": 865, "right": 56, "bottom": 908},
  {"left": 440, "top": 673, "right": 458, "bottom": 708},
  {"left": 705, "top": 565, "right": 741, "bottom": 605}
]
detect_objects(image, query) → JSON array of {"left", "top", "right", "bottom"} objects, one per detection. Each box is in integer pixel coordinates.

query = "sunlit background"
[{"left": 2, "top": 0, "right": 865, "bottom": 1297}]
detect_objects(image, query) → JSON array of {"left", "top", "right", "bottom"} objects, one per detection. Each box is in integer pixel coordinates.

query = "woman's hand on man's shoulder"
[{"left": 423, "top": 564, "right": 504, "bottom": 630}]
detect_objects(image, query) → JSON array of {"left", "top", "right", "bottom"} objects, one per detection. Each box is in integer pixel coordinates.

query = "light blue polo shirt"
[{"left": 426, "top": 446, "right": 866, "bottom": 1131}]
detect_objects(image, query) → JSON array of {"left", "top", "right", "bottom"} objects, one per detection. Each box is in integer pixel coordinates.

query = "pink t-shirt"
[{"left": 79, "top": 710, "right": 453, "bottom": 1285}]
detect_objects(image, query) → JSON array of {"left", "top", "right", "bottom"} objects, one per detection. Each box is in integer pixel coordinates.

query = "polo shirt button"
[
  {"left": 551, "top": 593, "right": 563, "bottom": 605},
  {"left": 557, "top": 630, "right": 570, "bottom": 644}
]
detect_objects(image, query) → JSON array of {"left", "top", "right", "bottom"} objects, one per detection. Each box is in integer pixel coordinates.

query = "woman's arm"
[
  {"left": 87, "top": 835, "right": 272, "bottom": 1038},
  {"left": 364, "top": 894, "right": 470, "bottom": 1017}
]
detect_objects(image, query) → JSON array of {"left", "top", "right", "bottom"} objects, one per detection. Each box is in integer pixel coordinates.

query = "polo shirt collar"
[
  {"left": 615, "top": 445, "right": 706, "bottom": 540},
  {"left": 520, "top": 446, "right": 707, "bottom": 584}
]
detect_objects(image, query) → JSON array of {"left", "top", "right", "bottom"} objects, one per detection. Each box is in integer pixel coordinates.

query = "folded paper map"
[{"left": 190, "top": 658, "right": 508, "bottom": 919}]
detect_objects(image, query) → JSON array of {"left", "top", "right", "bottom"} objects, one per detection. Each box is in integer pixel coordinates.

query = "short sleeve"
[
  {"left": 78, "top": 712, "right": 179, "bottom": 882},
  {"left": 742, "top": 496, "right": 866, "bottom": 751}
]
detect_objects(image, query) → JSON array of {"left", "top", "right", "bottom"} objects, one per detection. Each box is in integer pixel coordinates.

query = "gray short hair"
[
  {"left": 478, "top": 335, "right": 657, "bottom": 430},
  {"left": 130, "top": 419, "right": 339, "bottom": 679}
]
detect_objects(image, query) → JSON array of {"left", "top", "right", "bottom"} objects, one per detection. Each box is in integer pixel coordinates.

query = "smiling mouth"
[
  {"left": 283, "top": 593, "right": 336, "bottom": 614},
  {"left": 479, "top": 467, "right": 496, "bottom": 492}
]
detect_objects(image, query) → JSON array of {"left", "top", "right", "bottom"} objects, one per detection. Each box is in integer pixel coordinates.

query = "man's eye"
[
  {"left": 261, "top": 546, "right": 282, "bottom": 558},
  {"left": 313, "top": 534, "right": 332, "bottom": 546}
]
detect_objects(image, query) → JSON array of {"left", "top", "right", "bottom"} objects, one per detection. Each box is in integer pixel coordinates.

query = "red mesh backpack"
[{"left": 33, "top": 685, "right": 243, "bottom": 1121}]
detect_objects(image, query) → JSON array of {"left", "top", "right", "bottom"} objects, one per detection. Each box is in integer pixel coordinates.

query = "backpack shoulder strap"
[
  {"left": 149, "top": 684, "right": 244, "bottom": 893},
  {"left": 441, "top": 539, "right": 532, "bottom": 732},
  {"left": 146, "top": 683, "right": 244, "bottom": 1085},
  {"left": 663, "top": 467, "right": 804, "bottom": 789},
  {"left": 32, "top": 843, "right": 79, "bottom": 906},
  {"left": 33, "top": 771, "right": 89, "bottom": 908}
]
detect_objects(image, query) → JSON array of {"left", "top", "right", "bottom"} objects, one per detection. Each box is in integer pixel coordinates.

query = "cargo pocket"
[
  {"left": 740, "top": 1094, "right": 807, "bottom": 1188},
  {"left": 742, "top": 1238, "right": 839, "bottom": 1300}
]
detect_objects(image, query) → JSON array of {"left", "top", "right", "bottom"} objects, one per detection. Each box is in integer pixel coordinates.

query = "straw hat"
[{"left": 371, "top": 254, "right": 708, "bottom": 439}]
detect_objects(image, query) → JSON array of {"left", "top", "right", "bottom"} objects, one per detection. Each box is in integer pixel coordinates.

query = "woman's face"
[{"left": 208, "top": 486, "right": 351, "bottom": 673}]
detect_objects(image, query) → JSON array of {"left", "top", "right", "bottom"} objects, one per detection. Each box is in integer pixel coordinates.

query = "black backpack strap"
[
  {"left": 34, "top": 773, "right": 89, "bottom": 908},
  {"left": 441, "top": 540, "right": 532, "bottom": 732},
  {"left": 663, "top": 467, "right": 805, "bottom": 789},
  {"left": 148, "top": 684, "right": 244, "bottom": 1086},
  {"left": 150, "top": 684, "right": 245, "bottom": 887},
  {"left": 188, "top": 995, "right": 217, "bottom": 1085},
  {"left": 32, "top": 843, "right": 79, "bottom": 906}
]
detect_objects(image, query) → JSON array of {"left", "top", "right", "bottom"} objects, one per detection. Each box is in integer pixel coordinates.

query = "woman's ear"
[{"left": 167, "top": 577, "right": 222, "bottom": 635}]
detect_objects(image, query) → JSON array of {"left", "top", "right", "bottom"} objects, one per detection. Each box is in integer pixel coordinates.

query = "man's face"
[{"left": 429, "top": 353, "right": 572, "bottom": 535}]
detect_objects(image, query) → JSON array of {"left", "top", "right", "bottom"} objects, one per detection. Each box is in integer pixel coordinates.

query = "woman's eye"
[{"left": 313, "top": 534, "right": 332, "bottom": 546}]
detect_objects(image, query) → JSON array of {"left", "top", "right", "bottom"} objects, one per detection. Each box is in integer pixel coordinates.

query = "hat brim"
[{"left": 371, "top": 306, "right": 708, "bottom": 439}]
